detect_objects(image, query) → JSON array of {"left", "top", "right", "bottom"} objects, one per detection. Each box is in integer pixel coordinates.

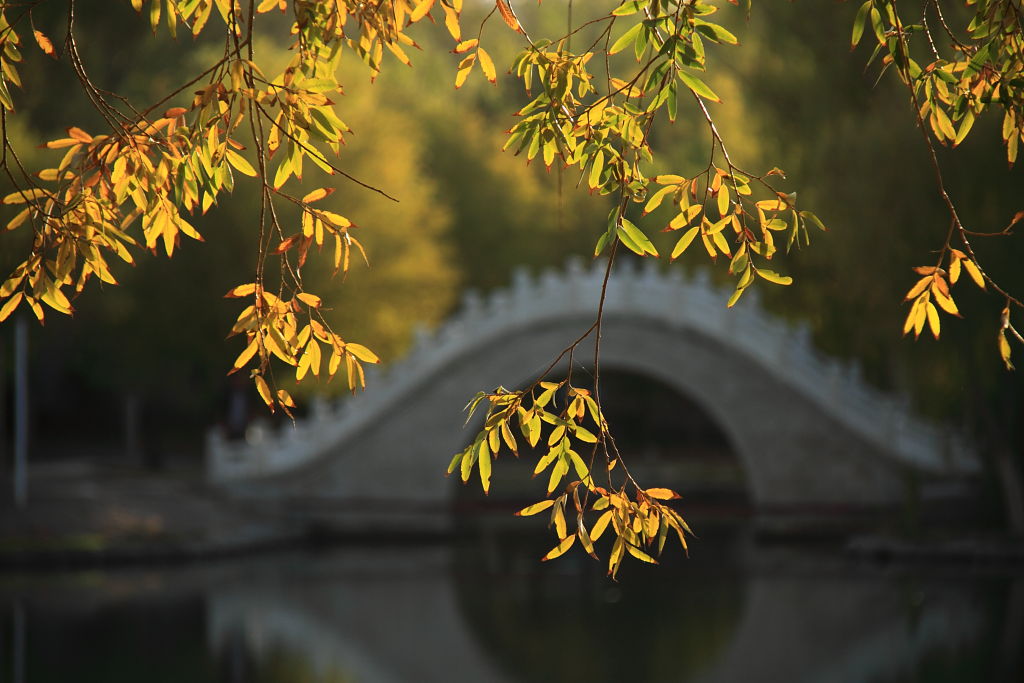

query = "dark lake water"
[{"left": 1, "top": 525, "right": 1021, "bottom": 683}]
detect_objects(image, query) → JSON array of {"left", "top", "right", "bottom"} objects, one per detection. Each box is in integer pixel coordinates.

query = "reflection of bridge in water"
[
  {"left": 207, "top": 259, "right": 979, "bottom": 532},
  {"left": 207, "top": 544, "right": 988, "bottom": 683}
]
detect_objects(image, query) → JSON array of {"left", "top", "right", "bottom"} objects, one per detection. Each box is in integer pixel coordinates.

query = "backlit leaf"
[
  {"left": 541, "top": 534, "right": 575, "bottom": 562},
  {"left": 516, "top": 499, "right": 555, "bottom": 516}
]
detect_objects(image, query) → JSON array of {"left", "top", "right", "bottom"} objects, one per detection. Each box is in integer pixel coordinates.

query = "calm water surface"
[{"left": 0, "top": 526, "right": 1020, "bottom": 683}]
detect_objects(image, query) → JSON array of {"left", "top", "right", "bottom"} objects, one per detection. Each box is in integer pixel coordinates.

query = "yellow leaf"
[
  {"left": 477, "top": 48, "right": 497, "bottom": 84},
  {"left": 999, "top": 330, "right": 1014, "bottom": 370},
  {"left": 346, "top": 343, "right": 379, "bottom": 363},
  {"left": 455, "top": 53, "right": 476, "bottom": 89},
  {"left": 40, "top": 284, "right": 72, "bottom": 315},
  {"left": 442, "top": 3, "right": 461, "bottom": 41},
  {"left": 2, "top": 188, "right": 49, "bottom": 205},
  {"left": 254, "top": 375, "right": 273, "bottom": 409},
  {"left": 6, "top": 207, "right": 30, "bottom": 231},
  {"left": 410, "top": 0, "right": 435, "bottom": 22},
  {"left": 0, "top": 291, "right": 23, "bottom": 323},
  {"left": 541, "top": 535, "right": 576, "bottom": 562},
  {"left": 478, "top": 439, "right": 491, "bottom": 493},
  {"left": 554, "top": 502, "right": 567, "bottom": 538},
  {"left": 225, "top": 149, "right": 257, "bottom": 177},
  {"left": 949, "top": 256, "right": 961, "bottom": 284},
  {"left": 933, "top": 289, "right": 960, "bottom": 316},
  {"left": 626, "top": 543, "right": 658, "bottom": 564},
  {"left": 578, "top": 522, "right": 598, "bottom": 559},
  {"left": 904, "top": 275, "right": 932, "bottom": 301},
  {"left": 926, "top": 302, "right": 940, "bottom": 339},
  {"left": 232, "top": 338, "right": 259, "bottom": 369},
  {"left": 296, "top": 292, "right": 321, "bottom": 308},
  {"left": 670, "top": 226, "right": 700, "bottom": 260},
  {"left": 276, "top": 389, "right": 295, "bottom": 408},
  {"left": 608, "top": 536, "right": 625, "bottom": 578},
  {"left": 590, "top": 509, "right": 613, "bottom": 542},
  {"left": 963, "top": 259, "right": 985, "bottom": 289},
  {"left": 515, "top": 499, "right": 555, "bottom": 516},
  {"left": 454, "top": 39, "right": 478, "bottom": 54},
  {"left": 913, "top": 297, "right": 928, "bottom": 338}
]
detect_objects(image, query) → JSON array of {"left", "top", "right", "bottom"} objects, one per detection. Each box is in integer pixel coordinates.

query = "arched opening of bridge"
[{"left": 452, "top": 367, "right": 751, "bottom": 521}]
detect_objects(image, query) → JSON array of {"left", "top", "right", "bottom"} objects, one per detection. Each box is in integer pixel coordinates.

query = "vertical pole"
[
  {"left": 0, "top": 335, "right": 7, "bottom": 470},
  {"left": 13, "top": 599, "right": 25, "bottom": 683},
  {"left": 14, "top": 314, "right": 28, "bottom": 509}
]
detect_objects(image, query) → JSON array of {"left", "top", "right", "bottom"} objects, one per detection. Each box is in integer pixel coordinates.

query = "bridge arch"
[{"left": 208, "top": 259, "right": 978, "bottom": 531}]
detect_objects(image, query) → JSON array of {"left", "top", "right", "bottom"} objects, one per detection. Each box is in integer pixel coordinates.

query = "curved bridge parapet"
[{"left": 207, "top": 258, "right": 978, "bottom": 515}]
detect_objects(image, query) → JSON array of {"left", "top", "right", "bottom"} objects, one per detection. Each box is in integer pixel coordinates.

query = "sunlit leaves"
[{"left": 451, "top": 379, "right": 691, "bottom": 577}]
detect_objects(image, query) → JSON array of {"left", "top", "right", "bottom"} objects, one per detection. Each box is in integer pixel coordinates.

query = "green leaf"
[
  {"left": 617, "top": 218, "right": 658, "bottom": 256},
  {"left": 609, "top": 22, "right": 643, "bottom": 56},
  {"left": 756, "top": 269, "right": 793, "bottom": 285},
  {"left": 851, "top": 1, "right": 871, "bottom": 49},
  {"left": 678, "top": 70, "right": 720, "bottom": 103},
  {"left": 611, "top": 0, "right": 647, "bottom": 16}
]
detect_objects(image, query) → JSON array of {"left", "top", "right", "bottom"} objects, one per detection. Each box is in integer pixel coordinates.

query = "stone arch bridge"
[{"left": 207, "top": 259, "right": 979, "bottom": 532}]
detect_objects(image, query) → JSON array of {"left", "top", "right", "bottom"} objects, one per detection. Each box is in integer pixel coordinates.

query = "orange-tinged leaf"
[
  {"left": 276, "top": 389, "right": 296, "bottom": 408},
  {"left": 33, "top": 30, "right": 56, "bottom": 57},
  {"left": 453, "top": 39, "right": 478, "bottom": 54},
  {"left": 496, "top": 0, "right": 522, "bottom": 32},
  {"left": 302, "top": 187, "right": 334, "bottom": 204},
  {"left": 516, "top": 499, "right": 555, "bottom": 516},
  {"left": 67, "top": 127, "right": 92, "bottom": 143},
  {"left": 541, "top": 534, "right": 576, "bottom": 562},
  {"left": 644, "top": 487, "right": 681, "bottom": 500},
  {"left": 224, "top": 283, "right": 257, "bottom": 298}
]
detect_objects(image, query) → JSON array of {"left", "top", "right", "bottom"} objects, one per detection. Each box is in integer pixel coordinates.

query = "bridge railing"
[{"left": 207, "top": 258, "right": 977, "bottom": 483}]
